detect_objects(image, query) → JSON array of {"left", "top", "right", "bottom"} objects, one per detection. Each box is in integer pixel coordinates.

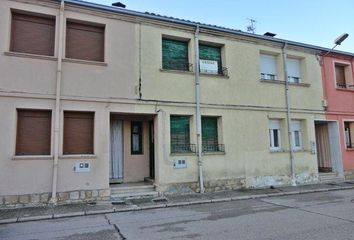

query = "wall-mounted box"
[
  {"left": 74, "top": 162, "right": 91, "bottom": 172},
  {"left": 173, "top": 159, "right": 187, "bottom": 169}
]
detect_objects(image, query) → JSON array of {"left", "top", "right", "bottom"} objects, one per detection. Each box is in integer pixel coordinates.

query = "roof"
[{"left": 63, "top": 0, "right": 354, "bottom": 57}]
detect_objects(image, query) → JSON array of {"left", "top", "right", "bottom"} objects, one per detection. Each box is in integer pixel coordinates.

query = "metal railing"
[
  {"left": 337, "top": 83, "right": 354, "bottom": 89},
  {"left": 162, "top": 60, "right": 193, "bottom": 72},
  {"left": 171, "top": 144, "right": 196, "bottom": 153},
  {"left": 261, "top": 73, "right": 276, "bottom": 80},
  {"left": 202, "top": 144, "right": 225, "bottom": 152}
]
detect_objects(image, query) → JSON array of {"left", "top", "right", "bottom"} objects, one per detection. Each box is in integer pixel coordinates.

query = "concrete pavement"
[{"left": 2, "top": 188, "right": 354, "bottom": 239}]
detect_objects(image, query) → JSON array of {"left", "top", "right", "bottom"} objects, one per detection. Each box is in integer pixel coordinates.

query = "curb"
[{"left": 1, "top": 185, "right": 353, "bottom": 225}]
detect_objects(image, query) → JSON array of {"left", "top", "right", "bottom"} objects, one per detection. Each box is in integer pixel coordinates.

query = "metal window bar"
[
  {"left": 202, "top": 144, "right": 225, "bottom": 152},
  {"left": 163, "top": 60, "right": 193, "bottom": 71},
  {"left": 261, "top": 73, "right": 276, "bottom": 80},
  {"left": 171, "top": 144, "right": 196, "bottom": 153},
  {"left": 337, "top": 83, "right": 354, "bottom": 89}
]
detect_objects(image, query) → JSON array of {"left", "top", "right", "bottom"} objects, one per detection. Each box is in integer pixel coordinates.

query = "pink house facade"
[{"left": 321, "top": 53, "right": 354, "bottom": 179}]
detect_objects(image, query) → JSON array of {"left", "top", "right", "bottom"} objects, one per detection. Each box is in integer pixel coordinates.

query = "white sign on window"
[{"left": 200, "top": 59, "right": 218, "bottom": 74}]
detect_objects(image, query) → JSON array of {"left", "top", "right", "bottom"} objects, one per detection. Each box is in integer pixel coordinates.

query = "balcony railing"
[
  {"left": 202, "top": 144, "right": 225, "bottom": 153},
  {"left": 162, "top": 60, "right": 193, "bottom": 72},
  {"left": 261, "top": 73, "right": 276, "bottom": 80},
  {"left": 337, "top": 83, "right": 354, "bottom": 89},
  {"left": 171, "top": 144, "right": 196, "bottom": 153}
]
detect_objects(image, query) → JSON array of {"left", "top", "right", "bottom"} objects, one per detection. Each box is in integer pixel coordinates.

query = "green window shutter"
[
  {"left": 199, "top": 44, "right": 222, "bottom": 73},
  {"left": 202, "top": 117, "right": 218, "bottom": 152},
  {"left": 170, "top": 116, "right": 190, "bottom": 152},
  {"left": 162, "top": 39, "right": 189, "bottom": 71}
]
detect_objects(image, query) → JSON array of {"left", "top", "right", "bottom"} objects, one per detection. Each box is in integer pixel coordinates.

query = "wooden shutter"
[
  {"left": 202, "top": 117, "right": 218, "bottom": 151},
  {"left": 63, "top": 112, "right": 94, "bottom": 154},
  {"left": 16, "top": 110, "right": 52, "bottom": 155},
  {"left": 11, "top": 12, "right": 55, "bottom": 56},
  {"left": 199, "top": 44, "right": 222, "bottom": 73},
  {"left": 162, "top": 39, "right": 188, "bottom": 71},
  {"left": 335, "top": 64, "right": 346, "bottom": 87},
  {"left": 170, "top": 116, "right": 190, "bottom": 152},
  {"left": 66, "top": 21, "right": 104, "bottom": 62}
]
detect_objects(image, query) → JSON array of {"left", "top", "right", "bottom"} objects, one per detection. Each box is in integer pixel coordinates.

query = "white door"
[{"left": 110, "top": 119, "right": 123, "bottom": 183}]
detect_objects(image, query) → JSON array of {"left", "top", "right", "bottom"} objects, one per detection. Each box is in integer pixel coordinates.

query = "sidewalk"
[{"left": 1, "top": 181, "right": 354, "bottom": 225}]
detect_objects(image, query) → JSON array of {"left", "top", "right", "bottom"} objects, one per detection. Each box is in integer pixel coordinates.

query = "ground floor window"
[
  {"left": 63, "top": 111, "right": 94, "bottom": 155},
  {"left": 131, "top": 121, "right": 143, "bottom": 154},
  {"left": 344, "top": 121, "right": 354, "bottom": 148},
  {"left": 269, "top": 119, "right": 281, "bottom": 151},
  {"left": 170, "top": 115, "right": 193, "bottom": 153},
  {"left": 16, "top": 109, "right": 52, "bottom": 155},
  {"left": 202, "top": 116, "right": 222, "bottom": 152},
  {"left": 291, "top": 120, "right": 302, "bottom": 150}
]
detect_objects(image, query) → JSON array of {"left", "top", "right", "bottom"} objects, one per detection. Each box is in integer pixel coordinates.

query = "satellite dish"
[{"left": 334, "top": 33, "right": 349, "bottom": 45}]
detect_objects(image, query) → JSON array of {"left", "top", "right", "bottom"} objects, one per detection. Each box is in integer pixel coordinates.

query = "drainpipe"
[
  {"left": 49, "top": 0, "right": 65, "bottom": 204},
  {"left": 194, "top": 25, "right": 205, "bottom": 193},
  {"left": 282, "top": 43, "right": 296, "bottom": 186}
]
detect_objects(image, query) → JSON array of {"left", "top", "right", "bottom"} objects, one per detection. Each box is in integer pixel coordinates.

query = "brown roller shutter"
[
  {"left": 10, "top": 12, "right": 55, "bottom": 56},
  {"left": 66, "top": 21, "right": 104, "bottom": 62},
  {"left": 63, "top": 111, "right": 94, "bottom": 154},
  {"left": 16, "top": 110, "right": 52, "bottom": 155}
]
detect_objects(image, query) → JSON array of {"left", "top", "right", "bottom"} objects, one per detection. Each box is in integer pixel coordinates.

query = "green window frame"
[
  {"left": 162, "top": 38, "right": 189, "bottom": 71},
  {"left": 170, "top": 116, "right": 192, "bottom": 153},
  {"left": 202, "top": 117, "right": 219, "bottom": 152},
  {"left": 199, "top": 44, "right": 222, "bottom": 74}
]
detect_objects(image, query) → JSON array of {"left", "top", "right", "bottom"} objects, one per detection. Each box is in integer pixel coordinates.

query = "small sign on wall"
[
  {"left": 173, "top": 159, "right": 187, "bottom": 169},
  {"left": 200, "top": 59, "right": 218, "bottom": 74},
  {"left": 74, "top": 162, "right": 91, "bottom": 172}
]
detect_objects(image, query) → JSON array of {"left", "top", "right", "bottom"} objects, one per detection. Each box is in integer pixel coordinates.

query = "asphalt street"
[{"left": 1, "top": 189, "right": 354, "bottom": 239}]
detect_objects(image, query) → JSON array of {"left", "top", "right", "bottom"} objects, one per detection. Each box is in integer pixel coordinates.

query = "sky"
[{"left": 87, "top": 0, "right": 354, "bottom": 53}]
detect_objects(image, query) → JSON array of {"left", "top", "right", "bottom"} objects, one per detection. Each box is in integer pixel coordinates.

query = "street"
[{"left": 1, "top": 189, "right": 354, "bottom": 239}]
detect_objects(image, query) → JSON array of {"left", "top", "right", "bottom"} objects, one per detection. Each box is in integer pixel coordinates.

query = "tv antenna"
[{"left": 246, "top": 18, "right": 256, "bottom": 34}]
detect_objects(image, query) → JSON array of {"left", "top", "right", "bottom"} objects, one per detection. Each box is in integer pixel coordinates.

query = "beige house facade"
[{"left": 0, "top": 0, "right": 336, "bottom": 206}]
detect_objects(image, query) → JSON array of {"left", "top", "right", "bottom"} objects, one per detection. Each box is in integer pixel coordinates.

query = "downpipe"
[
  {"left": 282, "top": 43, "right": 296, "bottom": 186},
  {"left": 194, "top": 25, "right": 205, "bottom": 193}
]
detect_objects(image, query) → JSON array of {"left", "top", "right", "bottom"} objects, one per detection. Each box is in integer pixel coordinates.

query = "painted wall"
[{"left": 322, "top": 55, "right": 354, "bottom": 171}]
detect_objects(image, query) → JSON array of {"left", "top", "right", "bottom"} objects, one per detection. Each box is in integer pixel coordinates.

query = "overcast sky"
[{"left": 87, "top": 0, "right": 354, "bottom": 53}]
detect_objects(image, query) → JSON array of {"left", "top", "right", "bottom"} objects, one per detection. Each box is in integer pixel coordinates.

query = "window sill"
[
  {"left": 60, "top": 154, "right": 97, "bottom": 160},
  {"left": 63, "top": 58, "right": 107, "bottom": 66},
  {"left": 159, "top": 68, "right": 194, "bottom": 75},
  {"left": 203, "top": 151, "right": 226, "bottom": 155},
  {"left": 345, "top": 148, "right": 354, "bottom": 151},
  {"left": 200, "top": 73, "right": 229, "bottom": 79},
  {"left": 4, "top": 51, "right": 57, "bottom": 61},
  {"left": 260, "top": 79, "right": 310, "bottom": 87},
  {"left": 270, "top": 148, "right": 285, "bottom": 153},
  {"left": 336, "top": 87, "right": 354, "bottom": 92},
  {"left": 12, "top": 155, "right": 54, "bottom": 161},
  {"left": 170, "top": 152, "right": 196, "bottom": 156}
]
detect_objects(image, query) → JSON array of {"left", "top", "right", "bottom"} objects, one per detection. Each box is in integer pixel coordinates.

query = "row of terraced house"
[{"left": 1, "top": 0, "right": 354, "bottom": 206}]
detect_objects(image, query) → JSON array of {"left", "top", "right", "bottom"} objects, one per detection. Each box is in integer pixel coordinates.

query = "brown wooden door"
[{"left": 315, "top": 124, "right": 332, "bottom": 172}]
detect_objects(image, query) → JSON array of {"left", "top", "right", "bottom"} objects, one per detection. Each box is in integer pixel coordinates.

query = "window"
[
  {"left": 335, "top": 63, "right": 353, "bottom": 89},
  {"left": 269, "top": 120, "right": 281, "bottom": 150},
  {"left": 291, "top": 120, "right": 302, "bottom": 150},
  {"left": 16, "top": 110, "right": 52, "bottom": 155},
  {"left": 66, "top": 20, "right": 105, "bottom": 62},
  {"left": 287, "top": 58, "right": 301, "bottom": 83},
  {"left": 131, "top": 121, "right": 143, "bottom": 154},
  {"left": 199, "top": 44, "right": 223, "bottom": 75},
  {"left": 170, "top": 116, "right": 193, "bottom": 153},
  {"left": 63, "top": 111, "right": 94, "bottom": 154},
  {"left": 260, "top": 54, "right": 277, "bottom": 80},
  {"left": 344, "top": 122, "right": 354, "bottom": 148},
  {"left": 202, "top": 117, "right": 222, "bottom": 152},
  {"left": 10, "top": 11, "right": 55, "bottom": 56},
  {"left": 162, "top": 38, "right": 189, "bottom": 71}
]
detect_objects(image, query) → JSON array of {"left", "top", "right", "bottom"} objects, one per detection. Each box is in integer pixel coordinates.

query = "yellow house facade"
[{"left": 0, "top": 0, "right": 332, "bottom": 206}]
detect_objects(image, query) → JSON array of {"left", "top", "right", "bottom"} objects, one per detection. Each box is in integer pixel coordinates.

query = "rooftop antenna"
[{"left": 246, "top": 18, "right": 256, "bottom": 34}]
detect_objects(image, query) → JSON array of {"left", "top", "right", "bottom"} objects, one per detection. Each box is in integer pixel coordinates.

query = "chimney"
[{"left": 112, "top": 2, "right": 126, "bottom": 8}]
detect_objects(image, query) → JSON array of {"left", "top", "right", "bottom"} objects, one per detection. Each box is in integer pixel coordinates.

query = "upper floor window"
[
  {"left": 287, "top": 58, "right": 301, "bottom": 83},
  {"left": 10, "top": 11, "right": 55, "bottom": 56},
  {"left": 260, "top": 54, "right": 277, "bottom": 80},
  {"left": 199, "top": 44, "right": 224, "bottom": 75},
  {"left": 66, "top": 20, "right": 105, "bottom": 62},
  {"left": 344, "top": 121, "right": 354, "bottom": 149},
  {"left": 269, "top": 119, "right": 281, "bottom": 151},
  {"left": 335, "top": 63, "right": 353, "bottom": 89},
  {"left": 162, "top": 38, "right": 190, "bottom": 71},
  {"left": 16, "top": 109, "right": 52, "bottom": 156}
]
